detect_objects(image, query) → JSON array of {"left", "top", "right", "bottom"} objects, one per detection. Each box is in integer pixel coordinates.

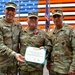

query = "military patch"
[{"left": 61, "top": 41, "right": 65, "bottom": 46}]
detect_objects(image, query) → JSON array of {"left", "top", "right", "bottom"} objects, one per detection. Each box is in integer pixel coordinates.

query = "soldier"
[
  {"left": 47, "top": 9, "right": 75, "bottom": 75},
  {"left": 19, "top": 12, "right": 52, "bottom": 75},
  {"left": 0, "top": 2, "right": 24, "bottom": 75}
]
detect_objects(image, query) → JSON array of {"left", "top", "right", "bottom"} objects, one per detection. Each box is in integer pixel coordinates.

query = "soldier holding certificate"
[
  {"left": 0, "top": 2, "right": 24, "bottom": 75},
  {"left": 20, "top": 12, "right": 52, "bottom": 75}
]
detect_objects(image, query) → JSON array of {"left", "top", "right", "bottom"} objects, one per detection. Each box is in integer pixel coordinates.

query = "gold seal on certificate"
[{"left": 24, "top": 46, "right": 46, "bottom": 64}]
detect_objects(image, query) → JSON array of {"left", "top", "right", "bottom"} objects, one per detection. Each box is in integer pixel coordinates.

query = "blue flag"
[{"left": 45, "top": 0, "right": 50, "bottom": 30}]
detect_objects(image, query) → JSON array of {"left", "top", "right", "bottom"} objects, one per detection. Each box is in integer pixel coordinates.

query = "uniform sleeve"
[
  {"left": 43, "top": 31, "right": 53, "bottom": 63},
  {"left": 0, "top": 22, "right": 20, "bottom": 58},
  {"left": 69, "top": 28, "right": 75, "bottom": 71},
  {"left": 0, "top": 30, "right": 16, "bottom": 58}
]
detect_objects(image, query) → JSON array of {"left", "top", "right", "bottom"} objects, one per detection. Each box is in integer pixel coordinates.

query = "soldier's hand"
[
  {"left": 68, "top": 70, "right": 75, "bottom": 75},
  {"left": 39, "top": 46, "right": 44, "bottom": 49},
  {"left": 15, "top": 53, "right": 24, "bottom": 62}
]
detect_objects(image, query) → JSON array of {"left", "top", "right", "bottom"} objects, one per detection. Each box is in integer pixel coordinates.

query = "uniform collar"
[{"left": 53, "top": 23, "right": 68, "bottom": 34}]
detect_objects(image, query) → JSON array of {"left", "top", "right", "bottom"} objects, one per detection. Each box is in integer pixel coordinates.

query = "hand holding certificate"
[{"left": 24, "top": 46, "right": 46, "bottom": 64}]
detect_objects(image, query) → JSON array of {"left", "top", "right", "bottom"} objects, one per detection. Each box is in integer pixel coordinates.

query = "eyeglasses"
[{"left": 53, "top": 15, "right": 61, "bottom": 18}]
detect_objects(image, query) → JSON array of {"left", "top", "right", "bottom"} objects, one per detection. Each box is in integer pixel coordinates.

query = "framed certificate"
[{"left": 24, "top": 46, "right": 46, "bottom": 64}]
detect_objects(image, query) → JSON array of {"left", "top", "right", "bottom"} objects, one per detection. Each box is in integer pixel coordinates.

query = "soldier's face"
[
  {"left": 27, "top": 17, "right": 38, "bottom": 30},
  {"left": 4, "top": 7, "right": 16, "bottom": 22},
  {"left": 52, "top": 15, "right": 63, "bottom": 28}
]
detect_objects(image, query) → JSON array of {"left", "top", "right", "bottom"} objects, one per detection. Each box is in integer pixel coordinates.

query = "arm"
[
  {"left": 0, "top": 23, "right": 24, "bottom": 62},
  {"left": 44, "top": 32, "right": 53, "bottom": 70},
  {"left": 69, "top": 28, "right": 75, "bottom": 75}
]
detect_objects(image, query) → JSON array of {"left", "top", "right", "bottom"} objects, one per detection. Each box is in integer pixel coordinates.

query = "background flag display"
[
  {"left": 45, "top": 0, "right": 50, "bottom": 30},
  {"left": 0, "top": 0, "right": 75, "bottom": 29},
  {"left": 0, "top": 0, "right": 50, "bottom": 28}
]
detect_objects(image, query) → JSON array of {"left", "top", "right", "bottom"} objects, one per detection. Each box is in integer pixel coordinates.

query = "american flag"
[
  {"left": 0, "top": 0, "right": 48, "bottom": 29},
  {"left": 0, "top": 0, "right": 75, "bottom": 28}
]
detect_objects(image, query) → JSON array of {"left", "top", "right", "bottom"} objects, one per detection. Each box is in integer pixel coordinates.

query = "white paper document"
[{"left": 24, "top": 46, "right": 46, "bottom": 64}]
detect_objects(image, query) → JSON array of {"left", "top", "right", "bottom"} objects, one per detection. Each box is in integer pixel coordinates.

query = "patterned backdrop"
[{"left": 0, "top": 0, "right": 75, "bottom": 29}]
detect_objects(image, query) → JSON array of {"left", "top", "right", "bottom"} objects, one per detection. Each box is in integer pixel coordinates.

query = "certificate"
[{"left": 24, "top": 46, "right": 46, "bottom": 64}]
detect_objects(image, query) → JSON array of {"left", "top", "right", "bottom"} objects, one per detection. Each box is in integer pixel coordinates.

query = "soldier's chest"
[
  {"left": 2, "top": 23, "right": 19, "bottom": 35},
  {"left": 51, "top": 30, "right": 70, "bottom": 44},
  {"left": 24, "top": 32, "right": 45, "bottom": 42}
]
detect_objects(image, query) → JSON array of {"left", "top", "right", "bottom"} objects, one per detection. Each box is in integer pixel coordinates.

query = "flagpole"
[
  {"left": 47, "top": 0, "right": 50, "bottom": 32},
  {"left": 45, "top": 0, "right": 50, "bottom": 32}
]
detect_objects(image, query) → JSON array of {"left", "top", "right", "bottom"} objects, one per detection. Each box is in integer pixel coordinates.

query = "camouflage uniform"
[
  {"left": 0, "top": 16, "right": 21, "bottom": 74},
  {"left": 20, "top": 27, "right": 52, "bottom": 75},
  {"left": 47, "top": 23, "right": 75, "bottom": 75}
]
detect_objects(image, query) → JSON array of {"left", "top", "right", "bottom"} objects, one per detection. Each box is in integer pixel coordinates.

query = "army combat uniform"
[
  {"left": 47, "top": 23, "right": 75, "bottom": 75},
  {"left": 20, "top": 27, "right": 52, "bottom": 75},
  {"left": 0, "top": 17, "right": 21, "bottom": 75}
]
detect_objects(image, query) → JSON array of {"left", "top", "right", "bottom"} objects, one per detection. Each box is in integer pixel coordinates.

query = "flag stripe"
[
  {"left": 14, "top": 15, "right": 75, "bottom": 22},
  {"left": 50, "top": 0, "right": 75, "bottom": 3}
]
